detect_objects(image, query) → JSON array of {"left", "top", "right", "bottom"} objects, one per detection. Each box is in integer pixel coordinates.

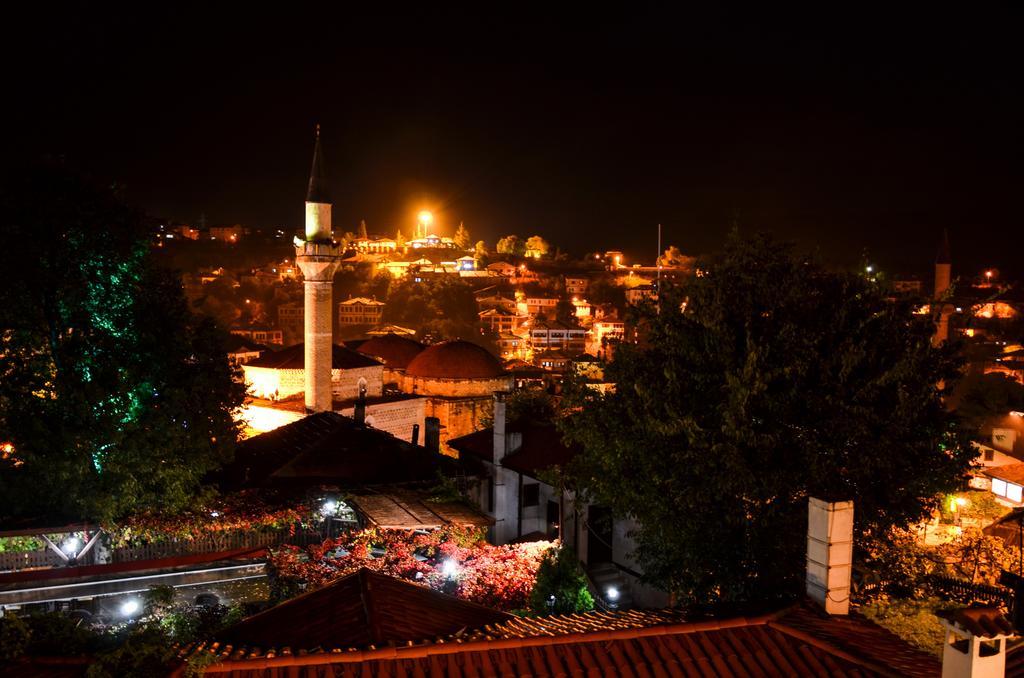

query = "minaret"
[
  {"left": 933, "top": 229, "right": 952, "bottom": 346},
  {"left": 295, "top": 126, "right": 342, "bottom": 412}
]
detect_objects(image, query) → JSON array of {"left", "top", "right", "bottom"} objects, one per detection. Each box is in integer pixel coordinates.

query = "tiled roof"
[
  {"left": 181, "top": 603, "right": 924, "bottom": 677},
  {"left": 245, "top": 343, "right": 382, "bottom": 370},
  {"left": 448, "top": 422, "right": 580, "bottom": 478},
  {"left": 211, "top": 569, "right": 512, "bottom": 652},
  {"left": 221, "top": 412, "right": 466, "bottom": 489},
  {"left": 984, "top": 462, "right": 1024, "bottom": 485},
  {"left": 936, "top": 606, "right": 1015, "bottom": 638},
  {"left": 778, "top": 602, "right": 940, "bottom": 678},
  {"left": 355, "top": 334, "right": 424, "bottom": 369},
  {"left": 347, "top": 489, "right": 492, "bottom": 529}
]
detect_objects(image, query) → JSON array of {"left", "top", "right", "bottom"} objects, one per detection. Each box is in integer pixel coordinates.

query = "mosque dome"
[{"left": 405, "top": 340, "right": 504, "bottom": 380}]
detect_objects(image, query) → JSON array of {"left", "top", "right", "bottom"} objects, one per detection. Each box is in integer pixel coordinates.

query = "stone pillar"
[
  {"left": 806, "top": 497, "right": 853, "bottom": 615},
  {"left": 296, "top": 240, "right": 341, "bottom": 413}
]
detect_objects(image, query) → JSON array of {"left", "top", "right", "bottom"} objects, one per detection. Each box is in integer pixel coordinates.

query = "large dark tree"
[
  {"left": 0, "top": 162, "right": 245, "bottom": 524},
  {"left": 559, "top": 233, "right": 974, "bottom": 607}
]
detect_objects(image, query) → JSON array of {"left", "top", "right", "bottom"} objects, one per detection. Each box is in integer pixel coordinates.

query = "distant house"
[
  {"left": 486, "top": 261, "right": 517, "bottom": 277},
  {"left": 338, "top": 297, "right": 385, "bottom": 326},
  {"left": 478, "top": 308, "right": 520, "bottom": 334},
  {"left": 564, "top": 275, "right": 589, "bottom": 296},
  {"left": 231, "top": 326, "right": 283, "bottom": 346},
  {"left": 529, "top": 320, "right": 586, "bottom": 354},
  {"left": 625, "top": 284, "right": 656, "bottom": 305},
  {"left": 210, "top": 225, "right": 243, "bottom": 242}
]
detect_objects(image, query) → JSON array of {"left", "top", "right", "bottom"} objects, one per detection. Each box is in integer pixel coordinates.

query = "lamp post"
[{"left": 417, "top": 210, "right": 433, "bottom": 240}]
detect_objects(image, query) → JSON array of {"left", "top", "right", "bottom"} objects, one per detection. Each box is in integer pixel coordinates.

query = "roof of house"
[
  {"left": 354, "top": 333, "right": 424, "bottom": 369},
  {"left": 405, "top": 340, "right": 505, "bottom": 380},
  {"left": 221, "top": 412, "right": 466, "bottom": 489},
  {"left": 347, "top": 489, "right": 492, "bottom": 529},
  {"left": 339, "top": 296, "right": 386, "bottom": 306},
  {"left": 984, "top": 463, "right": 1024, "bottom": 485},
  {"left": 181, "top": 600, "right": 939, "bottom": 677},
  {"left": 212, "top": 568, "right": 512, "bottom": 651},
  {"left": 936, "top": 606, "right": 1015, "bottom": 638},
  {"left": 244, "top": 344, "right": 382, "bottom": 370},
  {"left": 448, "top": 421, "right": 579, "bottom": 477}
]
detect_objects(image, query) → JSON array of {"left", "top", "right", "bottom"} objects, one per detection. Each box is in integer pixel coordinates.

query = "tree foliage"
[
  {"left": 528, "top": 546, "right": 595, "bottom": 615},
  {"left": 525, "top": 235, "right": 550, "bottom": 258},
  {"left": 454, "top": 221, "right": 471, "bottom": 249},
  {"left": 382, "top": 276, "right": 480, "bottom": 341},
  {"left": 0, "top": 162, "right": 245, "bottom": 523},
  {"left": 559, "top": 233, "right": 974, "bottom": 606},
  {"left": 496, "top": 234, "right": 525, "bottom": 256}
]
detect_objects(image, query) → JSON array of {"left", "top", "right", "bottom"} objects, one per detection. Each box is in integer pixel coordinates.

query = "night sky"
[{"left": 6, "top": 8, "right": 1022, "bottom": 276}]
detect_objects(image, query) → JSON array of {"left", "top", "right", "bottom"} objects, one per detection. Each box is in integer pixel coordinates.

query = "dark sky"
[{"left": 6, "top": 8, "right": 1023, "bottom": 276}]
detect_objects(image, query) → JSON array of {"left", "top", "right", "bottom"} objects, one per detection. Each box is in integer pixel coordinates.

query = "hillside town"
[{"left": 4, "top": 10, "right": 1024, "bottom": 678}]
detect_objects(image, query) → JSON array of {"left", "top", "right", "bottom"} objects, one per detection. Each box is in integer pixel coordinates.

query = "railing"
[
  {"left": 855, "top": 570, "right": 1015, "bottom": 610},
  {"left": 0, "top": 525, "right": 328, "bottom": 573}
]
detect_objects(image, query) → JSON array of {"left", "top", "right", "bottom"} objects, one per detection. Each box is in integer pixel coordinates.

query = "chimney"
[
  {"left": 937, "top": 607, "right": 1015, "bottom": 678},
  {"left": 411, "top": 423, "right": 420, "bottom": 446},
  {"left": 354, "top": 382, "right": 366, "bottom": 425},
  {"left": 806, "top": 497, "right": 853, "bottom": 615},
  {"left": 424, "top": 417, "right": 440, "bottom": 454},
  {"left": 493, "top": 392, "right": 509, "bottom": 465}
]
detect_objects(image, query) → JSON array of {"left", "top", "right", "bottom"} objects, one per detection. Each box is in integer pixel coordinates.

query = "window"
[
  {"left": 522, "top": 483, "right": 540, "bottom": 507},
  {"left": 1009, "top": 483, "right": 1023, "bottom": 504},
  {"left": 984, "top": 449, "right": 995, "bottom": 462},
  {"left": 993, "top": 478, "right": 1008, "bottom": 497}
]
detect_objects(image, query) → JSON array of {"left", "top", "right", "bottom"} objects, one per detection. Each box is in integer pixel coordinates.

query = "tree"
[
  {"left": 358, "top": 219, "right": 368, "bottom": 239},
  {"left": 529, "top": 546, "right": 594, "bottom": 615},
  {"left": 395, "top": 228, "right": 407, "bottom": 249},
  {"left": 473, "top": 240, "right": 488, "bottom": 265},
  {"left": 657, "top": 245, "right": 693, "bottom": 269},
  {"left": 454, "top": 221, "right": 471, "bottom": 249},
  {"left": 525, "top": 235, "right": 550, "bottom": 258},
  {"left": 0, "top": 161, "right": 246, "bottom": 524},
  {"left": 956, "top": 372, "right": 1024, "bottom": 434},
  {"left": 496, "top": 235, "right": 525, "bottom": 256},
  {"left": 559, "top": 232, "right": 973, "bottom": 607},
  {"left": 382, "top": 276, "right": 480, "bottom": 340}
]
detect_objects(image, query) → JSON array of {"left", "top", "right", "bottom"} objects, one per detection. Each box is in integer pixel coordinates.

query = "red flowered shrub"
[{"left": 268, "top": 526, "right": 553, "bottom": 611}]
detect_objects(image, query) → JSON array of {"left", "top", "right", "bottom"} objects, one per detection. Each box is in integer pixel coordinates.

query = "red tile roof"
[
  {"left": 355, "top": 334, "right": 424, "bottom": 369},
  {"left": 448, "top": 422, "right": 579, "bottom": 477},
  {"left": 936, "top": 606, "right": 1015, "bottom": 638},
  {"left": 181, "top": 603, "right": 927, "bottom": 677},
  {"left": 211, "top": 568, "right": 512, "bottom": 652},
  {"left": 985, "top": 463, "right": 1024, "bottom": 485}
]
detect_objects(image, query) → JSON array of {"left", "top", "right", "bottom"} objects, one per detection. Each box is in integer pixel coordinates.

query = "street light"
[
  {"left": 441, "top": 559, "right": 458, "bottom": 578},
  {"left": 418, "top": 210, "right": 433, "bottom": 227},
  {"left": 61, "top": 536, "right": 81, "bottom": 556},
  {"left": 120, "top": 599, "right": 141, "bottom": 617}
]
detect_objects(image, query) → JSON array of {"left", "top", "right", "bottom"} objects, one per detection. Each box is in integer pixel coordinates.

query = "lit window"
[
  {"left": 993, "top": 479, "right": 1008, "bottom": 497},
  {"left": 1008, "top": 483, "right": 1023, "bottom": 503}
]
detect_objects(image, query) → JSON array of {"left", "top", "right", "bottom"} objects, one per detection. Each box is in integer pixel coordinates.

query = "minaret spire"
[{"left": 306, "top": 124, "right": 330, "bottom": 204}]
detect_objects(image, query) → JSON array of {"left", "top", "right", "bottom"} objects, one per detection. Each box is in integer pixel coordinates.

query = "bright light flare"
[
  {"left": 441, "top": 559, "right": 458, "bottom": 578},
  {"left": 120, "top": 599, "right": 141, "bottom": 617},
  {"left": 418, "top": 210, "right": 433, "bottom": 226},
  {"left": 606, "top": 586, "right": 620, "bottom": 601}
]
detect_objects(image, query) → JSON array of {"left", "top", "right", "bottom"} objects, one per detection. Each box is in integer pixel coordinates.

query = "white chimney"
[
  {"left": 806, "top": 497, "right": 853, "bottom": 615},
  {"left": 937, "top": 608, "right": 1015, "bottom": 678}
]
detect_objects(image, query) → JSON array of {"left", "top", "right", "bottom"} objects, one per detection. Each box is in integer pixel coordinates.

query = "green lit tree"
[
  {"left": 0, "top": 161, "right": 246, "bottom": 524},
  {"left": 559, "top": 232, "right": 974, "bottom": 607},
  {"left": 528, "top": 546, "right": 594, "bottom": 615}
]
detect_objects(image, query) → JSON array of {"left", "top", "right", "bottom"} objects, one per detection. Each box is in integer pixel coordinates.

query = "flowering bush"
[
  {"left": 105, "top": 491, "right": 312, "bottom": 548},
  {"left": 268, "top": 526, "right": 553, "bottom": 611}
]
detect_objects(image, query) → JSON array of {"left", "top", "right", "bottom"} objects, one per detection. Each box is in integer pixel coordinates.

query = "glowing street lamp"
[
  {"left": 418, "top": 210, "right": 433, "bottom": 227},
  {"left": 441, "top": 559, "right": 459, "bottom": 579},
  {"left": 61, "top": 536, "right": 81, "bottom": 556},
  {"left": 120, "top": 599, "right": 141, "bottom": 617}
]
